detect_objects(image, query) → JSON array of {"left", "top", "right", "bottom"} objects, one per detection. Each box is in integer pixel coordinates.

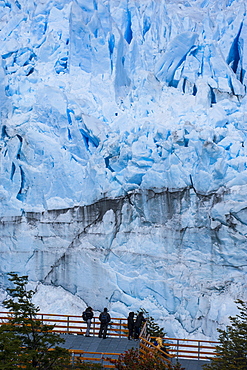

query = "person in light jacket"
[{"left": 155, "top": 336, "right": 169, "bottom": 358}]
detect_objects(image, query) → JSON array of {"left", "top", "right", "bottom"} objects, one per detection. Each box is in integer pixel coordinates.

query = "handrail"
[
  {"left": 139, "top": 322, "right": 173, "bottom": 366},
  {"left": 161, "top": 337, "right": 218, "bottom": 360},
  {"left": 139, "top": 335, "right": 218, "bottom": 363},
  {"left": 163, "top": 336, "right": 219, "bottom": 344},
  {"left": 139, "top": 320, "right": 147, "bottom": 339},
  {"left": 139, "top": 336, "right": 173, "bottom": 363},
  {"left": 0, "top": 311, "right": 128, "bottom": 338},
  {"left": 68, "top": 349, "right": 118, "bottom": 369}
]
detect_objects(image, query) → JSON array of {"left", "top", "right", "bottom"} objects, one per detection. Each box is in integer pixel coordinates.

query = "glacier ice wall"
[{"left": 1, "top": 0, "right": 247, "bottom": 339}]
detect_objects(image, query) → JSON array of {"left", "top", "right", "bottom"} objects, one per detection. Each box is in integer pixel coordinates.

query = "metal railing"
[
  {"left": 139, "top": 336, "right": 218, "bottom": 365},
  {"left": 68, "top": 349, "right": 118, "bottom": 369},
  {"left": 161, "top": 337, "right": 219, "bottom": 361},
  {"left": 138, "top": 321, "right": 218, "bottom": 362},
  {"left": 139, "top": 336, "right": 173, "bottom": 365},
  {"left": 139, "top": 322, "right": 173, "bottom": 366},
  {"left": 0, "top": 311, "right": 128, "bottom": 338}
]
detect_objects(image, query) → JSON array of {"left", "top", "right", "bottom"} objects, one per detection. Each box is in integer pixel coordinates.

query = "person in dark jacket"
[
  {"left": 127, "top": 312, "right": 135, "bottom": 340},
  {"left": 134, "top": 311, "right": 146, "bottom": 339},
  {"left": 98, "top": 308, "right": 111, "bottom": 339},
  {"left": 83, "top": 307, "right": 94, "bottom": 337}
]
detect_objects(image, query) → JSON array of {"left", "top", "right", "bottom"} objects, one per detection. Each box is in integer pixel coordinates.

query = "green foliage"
[
  {"left": 168, "top": 361, "right": 186, "bottom": 370},
  {"left": 0, "top": 272, "right": 71, "bottom": 369},
  {"left": 111, "top": 348, "right": 185, "bottom": 370},
  {"left": 0, "top": 327, "right": 23, "bottom": 370},
  {"left": 203, "top": 299, "right": 247, "bottom": 370},
  {"left": 138, "top": 308, "right": 166, "bottom": 337},
  {"left": 112, "top": 348, "right": 168, "bottom": 370}
]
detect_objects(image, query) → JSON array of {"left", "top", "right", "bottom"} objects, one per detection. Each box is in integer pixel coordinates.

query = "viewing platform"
[
  {"left": 0, "top": 311, "right": 217, "bottom": 369},
  {"left": 59, "top": 334, "right": 210, "bottom": 369}
]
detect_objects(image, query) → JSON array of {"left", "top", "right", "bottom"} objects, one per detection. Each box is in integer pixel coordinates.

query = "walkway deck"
[
  {"left": 173, "top": 358, "right": 210, "bottom": 370},
  {"left": 60, "top": 333, "right": 139, "bottom": 353},
  {"left": 60, "top": 334, "right": 210, "bottom": 370}
]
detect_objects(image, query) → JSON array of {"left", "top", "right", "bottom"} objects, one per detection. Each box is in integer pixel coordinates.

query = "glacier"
[{"left": 1, "top": 0, "right": 247, "bottom": 340}]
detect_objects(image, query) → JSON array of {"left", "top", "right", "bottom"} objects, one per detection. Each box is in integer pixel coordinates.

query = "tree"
[
  {"left": 138, "top": 308, "right": 166, "bottom": 337},
  {"left": 0, "top": 327, "right": 23, "bottom": 370},
  {"left": 203, "top": 299, "right": 247, "bottom": 370},
  {"left": 0, "top": 272, "right": 71, "bottom": 369}
]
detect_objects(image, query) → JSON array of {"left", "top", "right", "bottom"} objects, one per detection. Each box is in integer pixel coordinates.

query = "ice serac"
[
  {"left": 1, "top": 0, "right": 247, "bottom": 340},
  {"left": 155, "top": 32, "right": 199, "bottom": 87}
]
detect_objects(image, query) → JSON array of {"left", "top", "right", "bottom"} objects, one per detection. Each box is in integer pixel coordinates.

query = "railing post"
[
  {"left": 198, "top": 341, "right": 201, "bottom": 360},
  {"left": 93, "top": 317, "right": 95, "bottom": 336},
  {"left": 139, "top": 321, "right": 147, "bottom": 339},
  {"left": 119, "top": 319, "right": 122, "bottom": 338},
  {"left": 67, "top": 316, "right": 70, "bottom": 333},
  {"left": 176, "top": 339, "right": 179, "bottom": 359},
  {"left": 71, "top": 352, "right": 74, "bottom": 367}
]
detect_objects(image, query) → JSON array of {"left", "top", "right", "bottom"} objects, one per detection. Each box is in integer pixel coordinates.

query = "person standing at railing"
[
  {"left": 82, "top": 307, "right": 94, "bottom": 337},
  {"left": 98, "top": 307, "right": 111, "bottom": 339},
  {"left": 134, "top": 311, "right": 146, "bottom": 339},
  {"left": 127, "top": 312, "right": 135, "bottom": 340}
]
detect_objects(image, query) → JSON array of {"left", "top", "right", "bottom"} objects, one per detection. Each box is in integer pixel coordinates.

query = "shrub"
[{"left": 110, "top": 347, "right": 185, "bottom": 370}]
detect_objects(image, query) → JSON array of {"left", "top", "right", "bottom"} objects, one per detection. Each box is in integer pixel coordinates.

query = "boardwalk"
[
  {"left": 60, "top": 333, "right": 210, "bottom": 370},
  {"left": 174, "top": 358, "right": 210, "bottom": 370},
  {"left": 60, "top": 333, "right": 139, "bottom": 353}
]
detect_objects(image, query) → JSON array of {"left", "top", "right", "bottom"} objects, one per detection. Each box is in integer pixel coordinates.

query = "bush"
[{"left": 110, "top": 348, "right": 185, "bottom": 370}]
